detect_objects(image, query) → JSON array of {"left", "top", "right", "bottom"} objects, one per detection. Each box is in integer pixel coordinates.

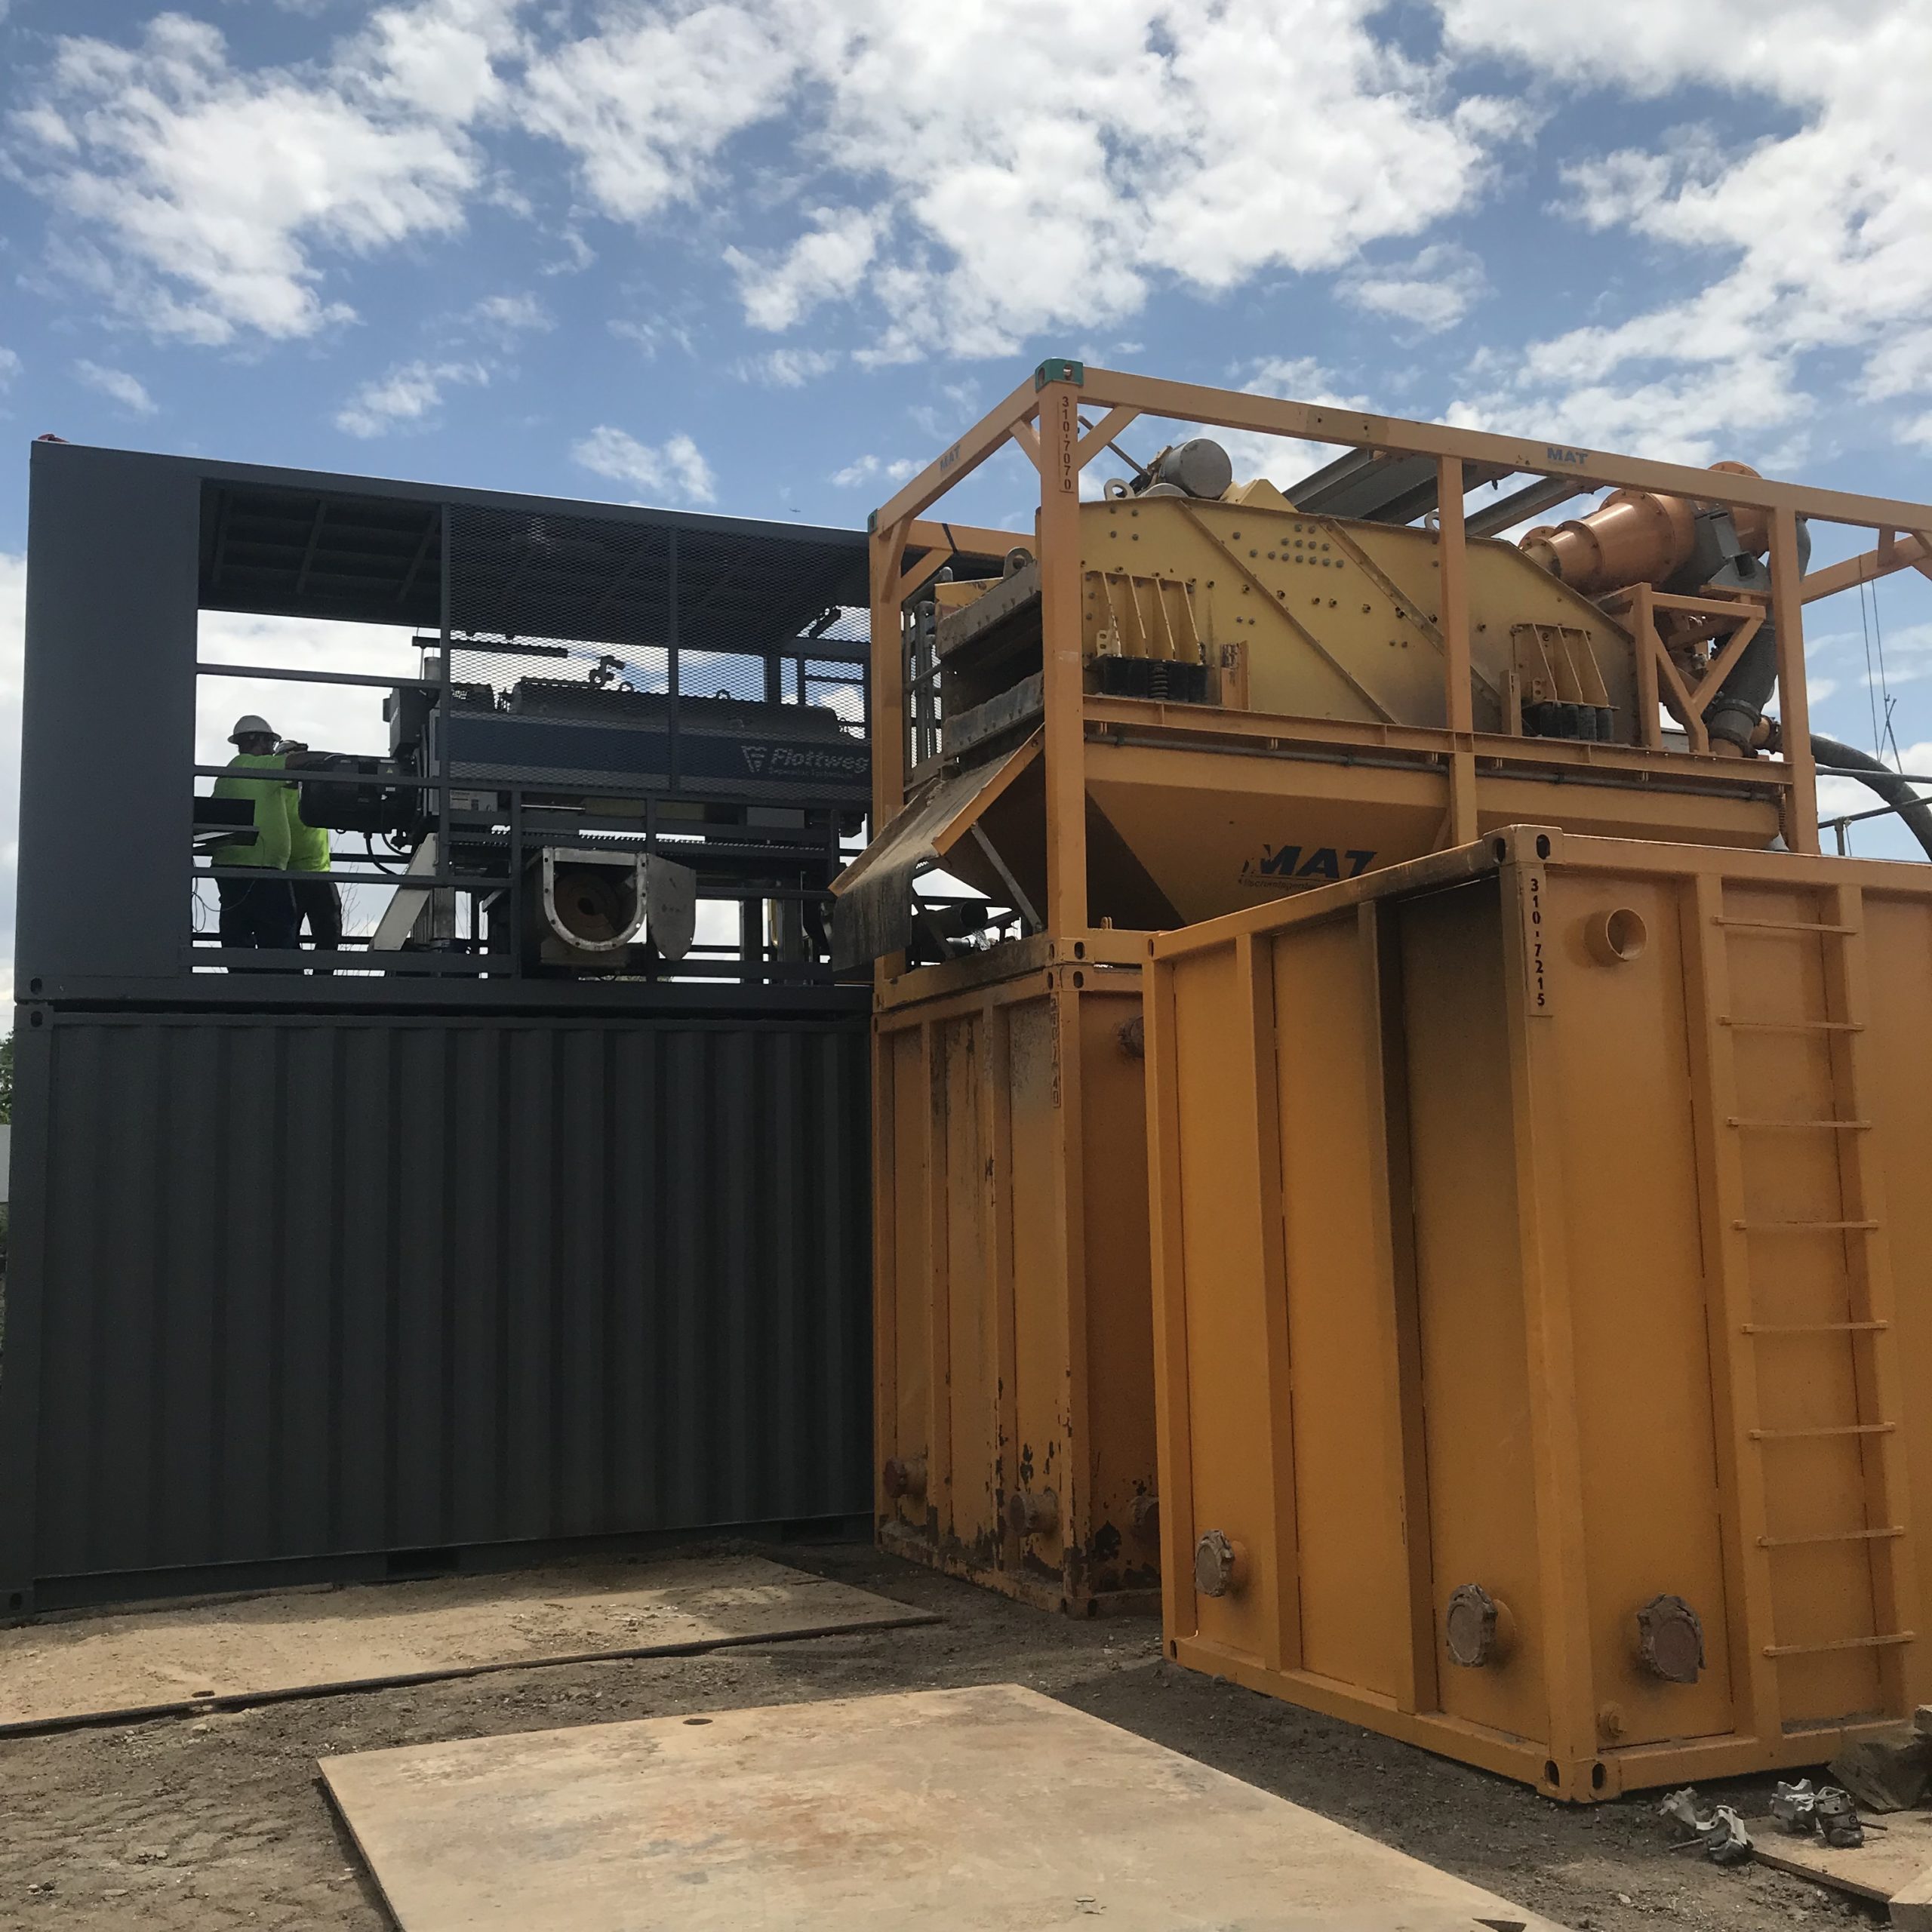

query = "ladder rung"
[
  {"left": 1715, "top": 918, "right": 1857, "bottom": 935},
  {"left": 1744, "top": 1321, "right": 1889, "bottom": 1335},
  {"left": 1766, "top": 1632, "right": 1915, "bottom": 1659},
  {"left": 1760, "top": 1525, "right": 1904, "bottom": 1548},
  {"left": 1734, "top": 1219, "right": 1880, "bottom": 1232},
  {"left": 1751, "top": 1423, "right": 1896, "bottom": 1441},
  {"left": 1721, "top": 1016, "right": 1863, "bottom": 1031},
  {"left": 1727, "top": 1117, "right": 1871, "bottom": 1131}
]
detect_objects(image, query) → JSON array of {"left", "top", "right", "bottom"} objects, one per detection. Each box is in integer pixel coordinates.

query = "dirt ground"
[{"left": 0, "top": 1537, "right": 1887, "bottom": 1930}]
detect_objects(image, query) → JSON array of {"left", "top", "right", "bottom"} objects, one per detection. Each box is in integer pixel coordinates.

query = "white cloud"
[
  {"left": 0, "top": 347, "right": 20, "bottom": 388},
  {"left": 12, "top": 2, "right": 517, "bottom": 343},
  {"left": 1814, "top": 619, "right": 1932, "bottom": 692},
  {"left": 522, "top": 1, "right": 1516, "bottom": 361},
  {"left": 470, "top": 291, "right": 550, "bottom": 332},
  {"left": 1340, "top": 243, "right": 1488, "bottom": 335},
  {"left": 736, "top": 347, "right": 841, "bottom": 388},
  {"left": 829, "top": 453, "right": 920, "bottom": 488},
  {"left": 336, "top": 358, "right": 488, "bottom": 435},
  {"left": 352, "top": 0, "right": 517, "bottom": 124},
  {"left": 725, "top": 208, "right": 884, "bottom": 333},
  {"left": 520, "top": 3, "right": 797, "bottom": 222},
  {"left": 541, "top": 228, "right": 596, "bottom": 276},
  {"left": 1440, "top": 1, "right": 1932, "bottom": 457},
  {"left": 571, "top": 426, "right": 716, "bottom": 504},
  {"left": 1448, "top": 350, "right": 1812, "bottom": 467},
  {"left": 74, "top": 359, "right": 157, "bottom": 414},
  {"left": 1241, "top": 355, "right": 1366, "bottom": 406},
  {"left": 610, "top": 316, "right": 693, "bottom": 359},
  {"left": 18, "top": 0, "right": 1927, "bottom": 472}
]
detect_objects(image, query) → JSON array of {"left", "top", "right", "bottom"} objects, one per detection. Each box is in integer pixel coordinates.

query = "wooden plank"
[
  {"left": 322, "top": 1684, "right": 1565, "bottom": 1931},
  {"left": 1753, "top": 1807, "right": 1932, "bottom": 1910},
  {"left": 0, "top": 1558, "right": 934, "bottom": 1737},
  {"left": 1895, "top": 1863, "right": 1932, "bottom": 1931}
]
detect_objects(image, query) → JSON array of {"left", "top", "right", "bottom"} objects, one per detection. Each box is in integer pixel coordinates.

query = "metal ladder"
[{"left": 1700, "top": 879, "right": 1918, "bottom": 1728}]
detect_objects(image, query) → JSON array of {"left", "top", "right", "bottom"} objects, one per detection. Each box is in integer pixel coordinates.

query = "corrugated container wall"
[
  {"left": 0, "top": 1009, "right": 871, "bottom": 1614},
  {"left": 873, "top": 941, "right": 1161, "bottom": 1612},
  {"left": 1146, "top": 827, "right": 1932, "bottom": 1801}
]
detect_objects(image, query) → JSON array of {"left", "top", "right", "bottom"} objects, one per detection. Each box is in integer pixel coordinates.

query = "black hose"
[{"left": 1811, "top": 733, "right": 1932, "bottom": 861}]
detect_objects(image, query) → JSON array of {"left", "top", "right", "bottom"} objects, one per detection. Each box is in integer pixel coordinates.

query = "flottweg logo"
[{"left": 741, "top": 746, "right": 768, "bottom": 774}]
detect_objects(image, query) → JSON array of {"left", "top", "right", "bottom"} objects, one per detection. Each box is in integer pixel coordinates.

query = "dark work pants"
[
  {"left": 292, "top": 876, "right": 343, "bottom": 971},
  {"left": 217, "top": 877, "right": 298, "bottom": 960}
]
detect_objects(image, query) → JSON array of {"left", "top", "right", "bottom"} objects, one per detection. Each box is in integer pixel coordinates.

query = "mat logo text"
[{"left": 1244, "top": 844, "right": 1377, "bottom": 884}]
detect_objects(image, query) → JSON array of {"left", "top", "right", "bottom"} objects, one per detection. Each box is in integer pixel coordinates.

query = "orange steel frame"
[
  {"left": 863, "top": 363, "right": 1932, "bottom": 1640},
  {"left": 867, "top": 361, "right": 1932, "bottom": 934}
]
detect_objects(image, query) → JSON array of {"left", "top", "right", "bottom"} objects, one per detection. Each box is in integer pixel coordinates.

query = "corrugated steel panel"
[
  {"left": 872, "top": 958, "right": 1160, "bottom": 1614},
  {"left": 0, "top": 1008, "right": 869, "bottom": 1610}
]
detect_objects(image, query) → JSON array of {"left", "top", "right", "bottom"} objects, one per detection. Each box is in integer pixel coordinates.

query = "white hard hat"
[{"left": 229, "top": 714, "right": 275, "bottom": 742}]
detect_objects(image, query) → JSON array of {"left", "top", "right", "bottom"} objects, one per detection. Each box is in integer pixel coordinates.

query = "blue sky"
[{"left": 2, "top": 0, "right": 1930, "bottom": 991}]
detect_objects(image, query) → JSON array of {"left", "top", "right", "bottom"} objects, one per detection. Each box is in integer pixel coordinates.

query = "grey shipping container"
[{"left": 0, "top": 1004, "right": 870, "bottom": 1614}]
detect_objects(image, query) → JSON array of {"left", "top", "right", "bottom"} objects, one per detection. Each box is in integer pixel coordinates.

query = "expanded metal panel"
[
  {"left": 443, "top": 503, "right": 864, "bottom": 660},
  {"left": 0, "top": 1008, "right": 869, "bottom": 1609}
]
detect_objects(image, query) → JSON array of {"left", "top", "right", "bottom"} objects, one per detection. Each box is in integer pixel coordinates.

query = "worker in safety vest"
[
  {"left": 277, "top": 739, "right": 342, "bottom": 971},
  {"left": 211, "top": 715, "right": 299, "bottom": 954}
]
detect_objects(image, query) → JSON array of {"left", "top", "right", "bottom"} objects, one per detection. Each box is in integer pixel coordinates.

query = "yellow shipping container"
[
  {"left": 1146, "top": 825, "right": 1930, "bottom": 1800},
  {"left": 872, "top": 937, "right": 1160, "bottom": 1612}
]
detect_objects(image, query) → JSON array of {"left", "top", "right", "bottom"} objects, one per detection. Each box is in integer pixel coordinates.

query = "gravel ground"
[{"left": 0, "top": 1538, "right": 1887, "bottom": 1930}]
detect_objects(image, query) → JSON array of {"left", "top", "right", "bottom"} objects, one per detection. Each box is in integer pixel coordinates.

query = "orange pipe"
[{"left": 1521, "top": 464, "right": 1765, "bottom": 595}]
